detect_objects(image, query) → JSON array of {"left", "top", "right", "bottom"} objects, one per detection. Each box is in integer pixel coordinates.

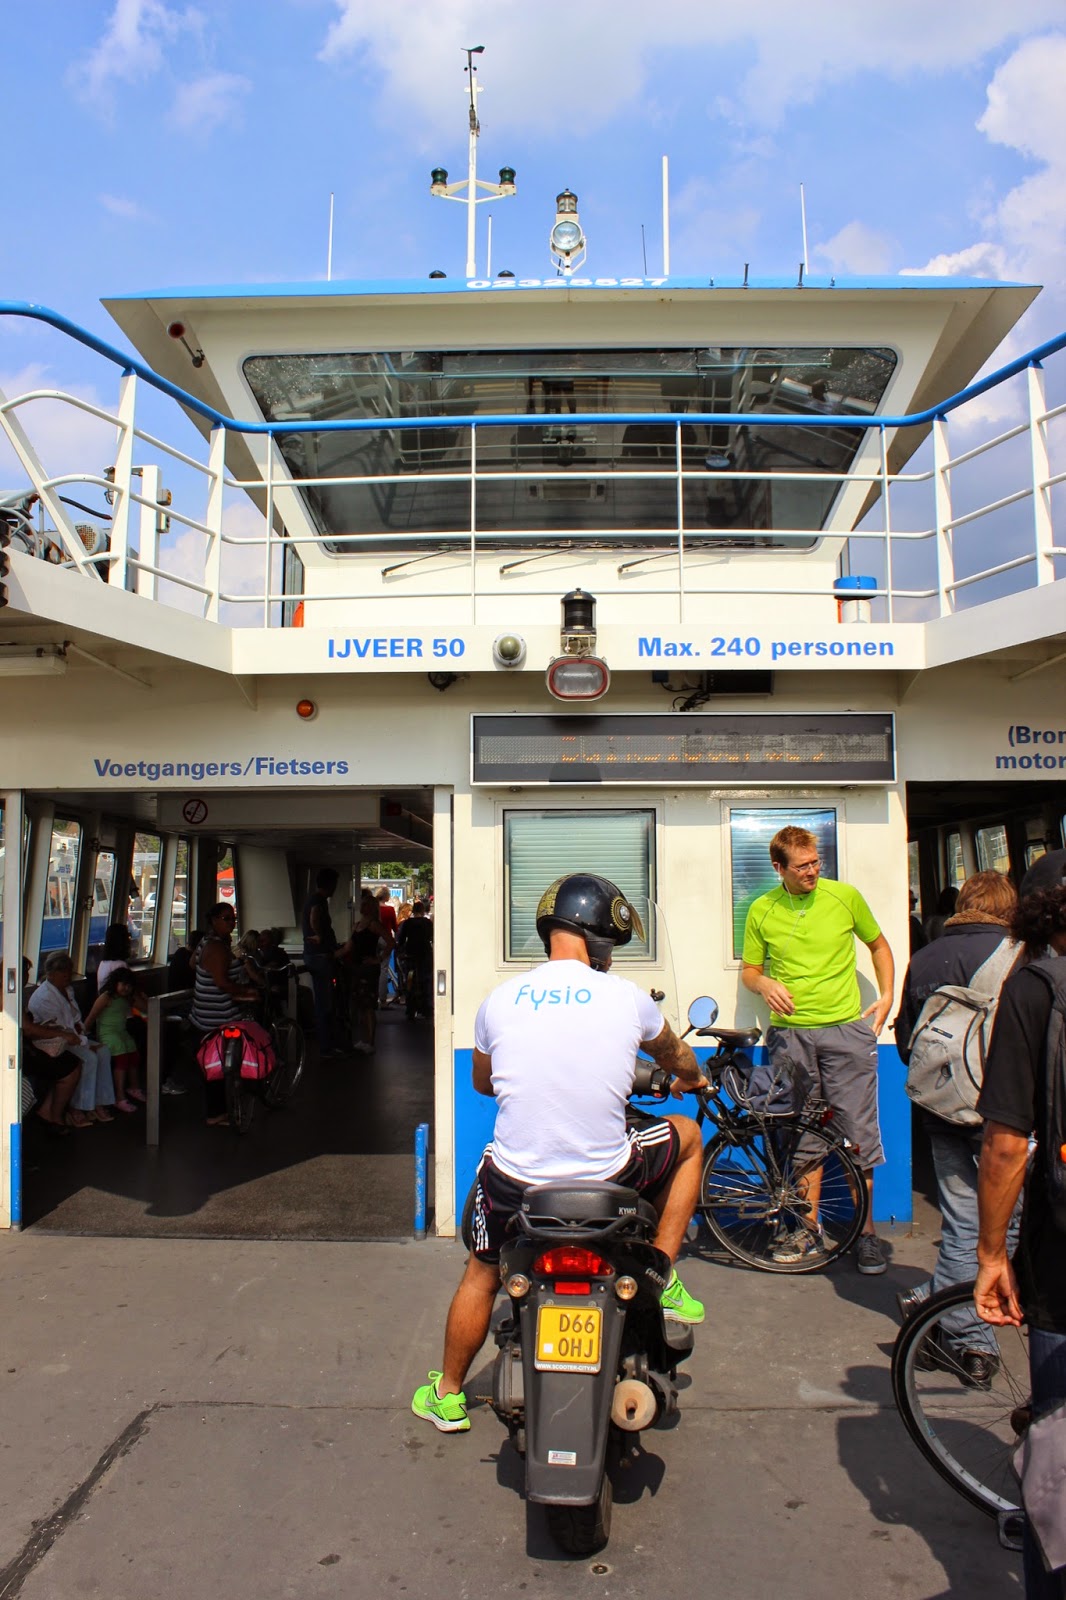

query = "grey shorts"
[{"left": 766, "top": 1021, "right": 884, "bottom": 1169}]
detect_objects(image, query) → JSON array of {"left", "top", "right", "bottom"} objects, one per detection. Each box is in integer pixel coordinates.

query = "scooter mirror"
[{"left": 687, "top": 995, "right": 719, "bottom": 1030}]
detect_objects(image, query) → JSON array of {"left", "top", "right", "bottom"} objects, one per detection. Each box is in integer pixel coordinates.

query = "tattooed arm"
[{"left": 641, "top": 1020, "right": 708, "bottom": 1100}]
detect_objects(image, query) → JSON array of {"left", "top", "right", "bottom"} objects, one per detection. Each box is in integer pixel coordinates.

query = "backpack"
[
  {"left": 721, "top": 1049, "right": 808, "bottom": 1118},
  {"left": 196, "top": 1019, "right": 275, "bottom": 1082},
  {"left": 1026, "top": 959, "right": 1066, "bottom": 1233},
  {"left": 904, "top": 937, "right": 1020, "bottom": 1127}
]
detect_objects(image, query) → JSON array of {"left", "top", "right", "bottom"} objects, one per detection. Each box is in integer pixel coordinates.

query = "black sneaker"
[{"left": 856, "top": 1234, "right": 888, "bottom": 1275}]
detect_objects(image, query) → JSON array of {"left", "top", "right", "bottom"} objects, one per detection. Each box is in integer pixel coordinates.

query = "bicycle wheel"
[
  {"left": 264, "top": 1016, "right": 306, "bottom": 1108},
  {"left": 225, "top": 1070, "right": 255, "bottom": 1134},
  {"left": 699, "top": 1118, "right": 868, "bottom": 1272},
  {"left": 892, "top": 1281, "right": 1028, "bottom": 1517}
]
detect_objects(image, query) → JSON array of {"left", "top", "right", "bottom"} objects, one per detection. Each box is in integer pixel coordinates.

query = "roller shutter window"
[
  {"left": 504, "top": 810, "right": 654, "bottom": 961},
  {"left": 729, "top": 808, "right": 838, "bottom": 959}
]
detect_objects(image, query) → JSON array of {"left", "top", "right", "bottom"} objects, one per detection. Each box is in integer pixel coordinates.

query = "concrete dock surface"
[{"left": 0, "top": 1226, "right": 1020, "bottom": 1598}]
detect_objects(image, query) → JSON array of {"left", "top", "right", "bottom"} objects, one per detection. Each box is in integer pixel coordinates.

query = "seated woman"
[
  {"left": 28, "top": 952, "right": 117, "bottom": 1128},
  {"left": 22, "top": 1009, "right": 82, "bottom": 1137}
]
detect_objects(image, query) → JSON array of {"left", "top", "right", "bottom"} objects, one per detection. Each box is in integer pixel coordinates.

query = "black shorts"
[
  {"left": 468, "top": 1118, "right": 680, "bottom": 1263},
  {"left": 23, "top": 1044, "right": 80, "bottom": 1086}
]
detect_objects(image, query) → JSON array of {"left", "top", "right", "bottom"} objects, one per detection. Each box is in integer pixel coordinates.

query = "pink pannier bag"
[{"left": 196, "top": 1019, "right": 276, "bottom": 1082}]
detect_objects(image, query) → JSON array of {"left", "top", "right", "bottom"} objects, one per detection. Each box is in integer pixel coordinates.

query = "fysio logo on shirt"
[{"left": 514, "top": 984, "right": 592, "bottom": 1010}]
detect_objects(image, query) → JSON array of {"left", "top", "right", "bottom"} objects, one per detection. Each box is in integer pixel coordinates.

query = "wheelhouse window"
[
  {"left": 504, "top": 810, "right": 655, "bottom": 962},
  {"left": 243, "top": 345, "right": 897, "bottom": 552},
  {"left": 728, "top": 808, "right": 839, "bottom": 960}
]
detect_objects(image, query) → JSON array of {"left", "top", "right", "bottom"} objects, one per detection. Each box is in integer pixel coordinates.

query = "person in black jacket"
[
  {"left": 894, "top": 870, "right": 1020, "bottom": 1383},
  {"left": 976, "top": 882, "right": 1066, "bottom": 1599}
]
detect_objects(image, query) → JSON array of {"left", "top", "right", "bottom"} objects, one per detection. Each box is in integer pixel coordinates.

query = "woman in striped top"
[{"left": 191, "top": 903, "right": 261, "bottom": 1124}]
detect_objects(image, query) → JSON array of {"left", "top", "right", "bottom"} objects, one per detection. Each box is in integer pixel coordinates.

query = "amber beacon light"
[{"left": 295, "top": 699, "right": 317, "bottom": 721}]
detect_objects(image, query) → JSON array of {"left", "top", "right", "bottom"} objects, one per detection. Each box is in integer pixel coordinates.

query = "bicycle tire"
[
  {"left": 264, "top": 1016, "right": 306, "bottom": 1108},
  {"left": 225, "top": 1070, "right": 254, "bottom": 1135},
  {"left": 698, "top": 1118, "right": 868, "bottom": 1272},
  {"left": 891, "top": 1281, "right": 1028, "bottom": 1517}
]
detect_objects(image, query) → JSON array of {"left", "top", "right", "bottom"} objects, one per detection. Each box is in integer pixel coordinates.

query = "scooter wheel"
[{"left": 545, "top": 1472, "right": 612, "bottom": 1557}]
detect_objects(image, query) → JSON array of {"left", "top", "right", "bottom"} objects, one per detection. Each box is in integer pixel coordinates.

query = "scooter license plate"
[{"left": 534, "top": 1306, "right": 602, "bottom": 1372}]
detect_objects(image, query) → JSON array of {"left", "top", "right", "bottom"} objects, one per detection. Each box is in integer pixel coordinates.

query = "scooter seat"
[{"left": 520, "top": 1179, "right": 658, "bottom": 1230}]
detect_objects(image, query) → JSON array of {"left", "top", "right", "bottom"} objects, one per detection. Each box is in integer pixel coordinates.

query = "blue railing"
[
  {"left": 3, "top": 298, "right": 1066, "bottom": 437},
  {"left": 1, "top": 299, "right": 1063, "bottom": 626}
]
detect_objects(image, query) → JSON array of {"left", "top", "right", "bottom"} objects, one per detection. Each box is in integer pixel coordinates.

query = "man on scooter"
[{"left": 412, "top": 872, "right": 709, "bottom": 1433}]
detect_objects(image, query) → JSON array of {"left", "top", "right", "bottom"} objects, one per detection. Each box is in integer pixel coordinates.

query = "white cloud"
[
  {"left": 315, "top": 0, "right": 1066, "bottom": 133},
  {"left": 0, "top": 366, "right": 115, "bottom": 486},
  {"left": 901, "top": 34, "right": 1066, "bottom": 300},
  {"left": 814, "top": 221, "right": 894, "bottom": 275},
  {"left": 977, "top": 33, "right": 1066, "bottom": 162},
  {"left": 901, "top": 242, "right": 1011, "bottom": 279},
  {"left": 169, "top": 72, "right": 252, "bottom": 136},
  {"left": 69, "top": 0, "right": 203, "bottom": 107},
  {"left": 100, "top": 193, "right": 154, "bottom": 221}
]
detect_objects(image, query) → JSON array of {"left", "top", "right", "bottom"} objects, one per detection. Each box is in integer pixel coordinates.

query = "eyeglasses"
[{"left": 790, "top": 858, "right": 822, "bottom": 874}]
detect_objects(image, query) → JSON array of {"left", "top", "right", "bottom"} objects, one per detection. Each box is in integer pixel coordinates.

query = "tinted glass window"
[{"left": 244, "top": 345, "right": 897, "bottom": 552}]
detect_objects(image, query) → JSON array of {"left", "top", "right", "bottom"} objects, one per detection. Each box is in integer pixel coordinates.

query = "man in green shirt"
[{"left": 741, "top": 825, "right": 895, "bottom": 1274}]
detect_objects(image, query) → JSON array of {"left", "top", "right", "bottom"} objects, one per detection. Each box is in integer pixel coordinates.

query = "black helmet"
[{"left": 535, "top": 873, "right": 644, "bottom": 970}]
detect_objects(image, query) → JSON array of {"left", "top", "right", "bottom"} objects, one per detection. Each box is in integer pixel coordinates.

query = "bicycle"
[
  {"left": 682, "top": 998, "right": 869, "bottom": 1273},
  {"left": 220, "top": 969, "right": 306, "bottom": 1134},
  {"left": 891, "top": 1281, "right": 1029, "bottom": 1527}
]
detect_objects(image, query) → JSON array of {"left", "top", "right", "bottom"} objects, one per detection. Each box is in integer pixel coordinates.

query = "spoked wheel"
[
  {"left": 224, "top": 1069, "right": 255, "bottom": 1135},
  {"left": 698, "top": 1119, "right": 868, "bottom": 1272},
  {"left": 891, "top": 1281, "right": 1028, "bottom": 1517},
  {"left": 264, "top": 1016, "right": 306, "bottom": 1108},
  {"left": 545, "top": 1472, "right": 612, "bottom": 1557}
]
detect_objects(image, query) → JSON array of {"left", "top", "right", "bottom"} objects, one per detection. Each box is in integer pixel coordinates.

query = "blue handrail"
[{"left": 2, "top": 299, "right": 1064, "bottom": 438}]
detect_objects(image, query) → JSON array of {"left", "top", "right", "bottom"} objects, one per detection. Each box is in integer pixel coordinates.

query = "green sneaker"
[
  {"left": 411, "top": 1372, "right": 470, "bottom": 1432},
  {"left": 660, "top": 1270, "right": 705, "bottom": 1325}
]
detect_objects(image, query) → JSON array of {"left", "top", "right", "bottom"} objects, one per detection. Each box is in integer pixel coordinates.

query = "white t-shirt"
[{"left": 474, "top": 958, "right": 665, "bottom": 1183}]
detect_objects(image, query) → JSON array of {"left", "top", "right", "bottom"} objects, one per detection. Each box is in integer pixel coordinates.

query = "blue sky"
[{"left": 2, "top": 0, "right": 1066, "bottom": 529}]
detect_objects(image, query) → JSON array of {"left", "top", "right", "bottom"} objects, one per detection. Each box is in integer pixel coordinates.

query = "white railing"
[{"left": 1, "top": 304, "right": 1064, "bottom": 627}]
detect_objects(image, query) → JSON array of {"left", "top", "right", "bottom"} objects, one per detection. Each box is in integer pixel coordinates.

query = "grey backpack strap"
[{"left": 968, "top": 937, "right": 1021, "bottom": 998}]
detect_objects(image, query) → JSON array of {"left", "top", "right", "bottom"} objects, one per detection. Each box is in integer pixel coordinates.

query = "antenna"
[
  {"left": 428, "top": 48, "right": 516, "bottom": 279},
  {"left": 326, "top": 192, "right": 334, "bottom": 282},
  {"left": 799, "top": 182, "right": 809, "bottom": 276},
  {"left": 662, "top": 155, "right": 670, "bottom": 277},
  {"left": 641, "top": 224, "right": 648, "bottom": 276}
]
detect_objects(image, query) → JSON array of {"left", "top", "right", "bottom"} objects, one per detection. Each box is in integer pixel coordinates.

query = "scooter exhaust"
[{"left": 610, "top": 1378, "right": 658, "bottom": 1432}]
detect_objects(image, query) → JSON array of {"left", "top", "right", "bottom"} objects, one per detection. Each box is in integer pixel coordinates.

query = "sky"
[{"left": 2, "top": 0, "right": 1066, "bottom": 598}]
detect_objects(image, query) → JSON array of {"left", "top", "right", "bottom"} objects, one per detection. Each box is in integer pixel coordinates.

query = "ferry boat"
[{"left": 1, "top": 182, "right": 1064, "bottom": 1238}]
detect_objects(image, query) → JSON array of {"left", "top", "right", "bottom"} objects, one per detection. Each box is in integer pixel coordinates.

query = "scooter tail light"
[
  {"left": 532, "top": 1246, "right": 612, "bottom": 1277},
  {"left": 222, "top": 1026, "right": 243, "bottom": 1038}
]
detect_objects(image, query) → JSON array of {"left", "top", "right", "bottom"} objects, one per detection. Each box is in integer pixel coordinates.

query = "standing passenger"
[
  {"left": 975, "top": 881, "right": 1066, "bottom": 1598},
  {"left": 190, "top": 903, "right": 260, "bottom": 1124},
  {"left": 375, "top": 887, "right": 399, "bottom": 1006},
  {"left": 741, "top": 825, "right": 895, "bottom": 1273},
  {"left": 301, "top": 868, "right": 348, "bottom": 1058},
  {"left": 893, "top": 870, "right": 1021, "bottom": 1374}
]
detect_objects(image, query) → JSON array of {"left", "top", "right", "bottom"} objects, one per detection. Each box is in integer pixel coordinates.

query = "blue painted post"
[
  {"left": 414, "top": 1121, "right": 429, "bottom": 1240},
  {"left": 10, "top": 1123, "right": 21, "bottom": 1228}
]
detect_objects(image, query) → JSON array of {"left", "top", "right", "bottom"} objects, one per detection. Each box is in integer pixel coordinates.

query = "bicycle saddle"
[{"left": 697, "top": 1025, "right": 762, "bottom": 1047}]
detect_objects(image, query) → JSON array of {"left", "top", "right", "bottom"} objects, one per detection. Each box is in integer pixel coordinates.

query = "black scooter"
[{"left": 481, "top": 1061, "right": 695, "bottom": 1556}]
